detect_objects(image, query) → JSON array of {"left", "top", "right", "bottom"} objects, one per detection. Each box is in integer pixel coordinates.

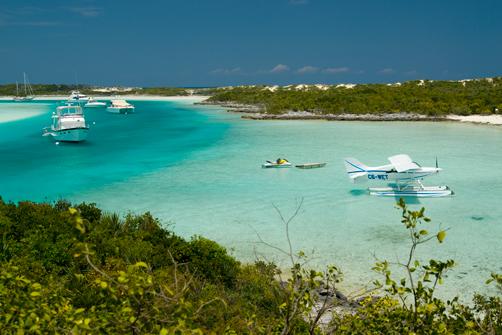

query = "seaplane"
[{"left": 344, "top": 154, "right": 453, "bottom": 198}]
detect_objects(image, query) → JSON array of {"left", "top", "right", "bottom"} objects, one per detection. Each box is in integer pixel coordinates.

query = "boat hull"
[
  {"left": 368, "top": 185, "right": 453, "bottom": 198},
  {"left": 46, "top": 127, "right": 89, "bottom": 142},
  {"left": 262, "top": 163, "right": 292, "bottom": 168},
  {"left": 84, "top": 102, "right": 106, "bottom": 108},
  {"left": 295, "top": 163, "right": 327, "bottom": 169},
  {"left": 13, "top": 97, "right": 34, "bottom": 102},
  {"left": 67, "top": 98, "right": 89, "bottom": 103},
  {"left": 107, "top": 107, "right": 135, "bottom": 114}
]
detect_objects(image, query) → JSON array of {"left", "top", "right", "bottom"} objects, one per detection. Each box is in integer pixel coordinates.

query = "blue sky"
[{"left": 1, "top": 0, "right": 501, "bottom": 87}]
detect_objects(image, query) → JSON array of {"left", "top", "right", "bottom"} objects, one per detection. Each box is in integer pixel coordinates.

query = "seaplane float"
[{"left": 344, "top": 154, "right": 454, "bottom": 198}]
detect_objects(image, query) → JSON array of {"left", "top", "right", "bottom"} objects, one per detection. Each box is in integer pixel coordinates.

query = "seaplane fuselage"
[
  {"left": 344, "top": 156, "right": 442, "bottom": 184},
  {"left": 359, "top": 164, "right": 441, "bottom": 182}
]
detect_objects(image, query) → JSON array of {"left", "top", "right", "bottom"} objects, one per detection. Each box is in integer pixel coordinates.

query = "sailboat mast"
[
  {"left": 16, "top": 81, "right": 19, "bottom": 96},
  {"left": 23, "top": 72, "right": 27, "bottom": 96}
]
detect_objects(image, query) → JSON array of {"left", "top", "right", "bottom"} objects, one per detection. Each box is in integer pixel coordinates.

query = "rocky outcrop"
[
  {"left": 200, "top": 100, "right": 446, "bottom": 122},
  {"left": 242, "top": 112, "right": 445, "bottom": 122}
]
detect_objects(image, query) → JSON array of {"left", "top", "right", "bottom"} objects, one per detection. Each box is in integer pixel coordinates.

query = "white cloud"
[
  {"left": 270, "top": 64, "right": 290, "bottom": 73},
  {"left": 322, "top": 67, "right": 350, "bottom": 74},
  {"left": 297, "top": 66, "right": 319, "bottom": 74},
  {"left": 379, "top": 68, "right": 395, "bottom": 75},
  {"left": 210, "top": 67, "right": 242, "bottom": 75},
  {"left": 67, "top": 6, "right": 103, "bottom": 17},
  {"left": 0, "top": 7, "right": 60, "bottom": 26}
]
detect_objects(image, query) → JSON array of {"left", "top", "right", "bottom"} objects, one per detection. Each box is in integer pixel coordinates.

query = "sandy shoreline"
[
  {"left": 1, "top": 96, "right": 502, "bottom": 126},
  {"left": 238, "top": 111, "right": 502, "bottom": 126},
  {"left": 0, "top": 95, "right": 210, "bottom": 103},
  {"left": 446, "top": 114, "right": 502, "bottom": 125}
]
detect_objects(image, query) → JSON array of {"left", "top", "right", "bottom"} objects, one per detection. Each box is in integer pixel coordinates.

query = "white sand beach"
[
  {"left": 0, "top": 95, "right": 209, "bottom": 103},
  {"left": 0, "top": 96, "right": 209, "bottom": 124},
  {"left": 447, "top": 114, "right": 502, "bottom": 125},
  {"left": 45, "top": 95, "right": 209, "bottom": 103}
]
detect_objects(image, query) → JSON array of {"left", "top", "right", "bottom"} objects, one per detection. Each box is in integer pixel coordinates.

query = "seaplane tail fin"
[{"left": 344, "top": 158, "right": 368, "bottom": 183}]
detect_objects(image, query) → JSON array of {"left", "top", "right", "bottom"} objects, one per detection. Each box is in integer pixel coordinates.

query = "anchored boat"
[
  {"left": 13, "top": 73, "right": 34, "bottom": 101},
  {"left": 42, "top": 104, "right": 89, "bottom": 142},
  {"left": 67, "top": 90, "right": 89, "bottom": 103},
  {"left": 107, "top": 100, "right": 135, "bottom": 114},
  {"left": 295, "top": 162, "right": 327, "bottom": 169},
  {"left": 84, "top": 97, "right": 107, "bottom": 108},
  {"left": 262, "top": 158, "right": 292, "bottom": 168}
]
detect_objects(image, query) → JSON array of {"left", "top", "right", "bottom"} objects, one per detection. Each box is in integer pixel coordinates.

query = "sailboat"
[{"left": 13, "top": 73, "right": 35, "bottom": 101}]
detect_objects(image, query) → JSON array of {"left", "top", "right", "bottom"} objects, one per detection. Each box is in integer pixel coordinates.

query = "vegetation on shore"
[
  {"left": 0, "top": 84, "right": 194, "bottom": 97},
  {"left": 1, "top": 197, "right": 501, "bottom": 333},
  {"left": 207, "top": 78, "right": 502, "bottom": 116},
  {"left": 3, "top": 78, "right": 502, "bottom": 118}
]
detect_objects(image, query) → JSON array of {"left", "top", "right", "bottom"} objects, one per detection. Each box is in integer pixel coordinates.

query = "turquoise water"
[{"left": 1, "top": 100, "right": 501, "bottom": 300}]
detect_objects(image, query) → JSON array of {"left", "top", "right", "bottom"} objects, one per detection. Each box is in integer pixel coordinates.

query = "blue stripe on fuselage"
[{"left": 348, "top": 170, "right": 388, "bottom": 174}]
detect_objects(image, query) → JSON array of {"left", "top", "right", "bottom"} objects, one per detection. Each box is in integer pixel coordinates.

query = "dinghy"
[{"left": 295, "top": 162, "right": 327, "bottom": 169}]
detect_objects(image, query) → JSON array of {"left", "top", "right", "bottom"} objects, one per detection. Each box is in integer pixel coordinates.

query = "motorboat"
[
  {"left": 67, "top": 90, "right": 89, "bottom": 103},
  {"left": 369, "top": 184, "right": 453, "bottom": 198},
  {"left": 84, "top": 97, "right": 107, "bottom": 108},
  {"left": 42, "top": 104, "right": 89, "bottom": 142},
  {"left": 107, "top": 99, "right": 135, "bottom": 114},
  {"left": 262, "top": 158, "right": 292, "bottom": 168},
  {"left": 295, "top": 162, "right": 327, "bottom": 169}
]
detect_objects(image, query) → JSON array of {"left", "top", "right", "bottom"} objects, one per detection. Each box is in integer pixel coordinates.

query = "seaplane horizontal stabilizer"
[{"left": 344, "top": 158, "right": 368, "bottom": 183}]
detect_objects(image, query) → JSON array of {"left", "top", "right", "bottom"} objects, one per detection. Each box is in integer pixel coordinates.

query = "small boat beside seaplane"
[
  {"left": 344, "top": 154, "right": 453, "bottom": 198},
  {"left": 262, "top": 158, "right": 292, "bottom": 168},
  {"left": 295, "top": 162, "right": 327, "bottom": 169}
]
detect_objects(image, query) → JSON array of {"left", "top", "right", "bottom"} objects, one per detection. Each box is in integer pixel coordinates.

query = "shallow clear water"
[{"left": 1, "top": 100, "right": 501, "bottom": 300}]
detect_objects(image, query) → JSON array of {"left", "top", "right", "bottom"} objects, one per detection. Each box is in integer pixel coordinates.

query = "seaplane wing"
[{"left": 388, "top": 154, "right": 420, "bottom": 172}]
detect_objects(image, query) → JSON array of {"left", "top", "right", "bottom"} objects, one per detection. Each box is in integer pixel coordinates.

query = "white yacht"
[
  {"left": 107, "top": 99, "right": 135, "bottom": 114},
  {"left": 43, "top": 104, "right": 89, "bottom": 142},
  {"left": 84, "top": 97, "right": 107, "bottom": 108},
  {"left": 67, "top": 90, "right": 89, "bottom": 103}
]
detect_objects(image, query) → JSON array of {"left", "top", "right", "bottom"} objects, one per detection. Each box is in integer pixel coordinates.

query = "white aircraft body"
[{"left": 344, "top": 154, "right": 453, "bottom": 197}]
